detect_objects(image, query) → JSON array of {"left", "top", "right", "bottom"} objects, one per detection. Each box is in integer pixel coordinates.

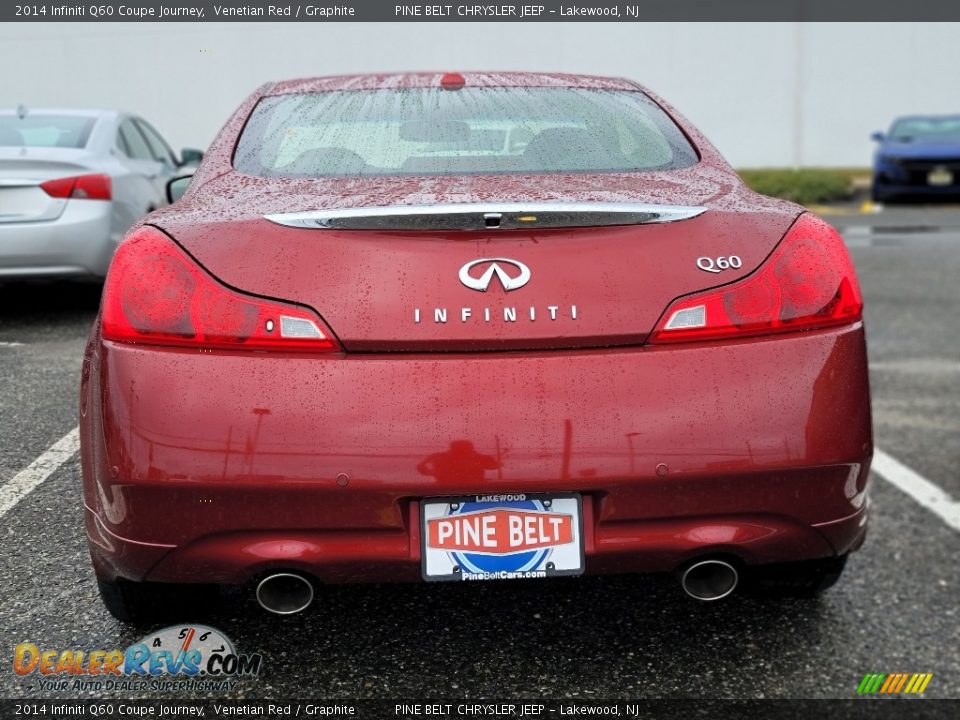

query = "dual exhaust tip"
[
  {"left": 256, "top": 572, "right": 314, "bottom": 615},
  {"left": 255, "top": 559, "right": 739, "bottom": 614},
  {"left": 678, "top": 558, "right": 739, "bottom": 601}
]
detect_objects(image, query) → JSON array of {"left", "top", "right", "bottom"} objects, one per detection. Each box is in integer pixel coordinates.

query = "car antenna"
[{"left": 16, "top": 104, "right": 28, "bottom": 119}]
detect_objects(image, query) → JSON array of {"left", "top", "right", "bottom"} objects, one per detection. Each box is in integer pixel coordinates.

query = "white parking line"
[
  {"left": 0, "top": 427, "right": 79, "bottom": 520},
  {"left": 871, "top": 358, "right": 960, "bottom": 375},
  {"left": 0, "top": 341, "right": 25, "bottom": 347},
  {"left": 873, "top": 447, "right": 960, "bottom": 532}
]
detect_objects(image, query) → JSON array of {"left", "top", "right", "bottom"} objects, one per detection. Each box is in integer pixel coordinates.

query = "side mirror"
[
  {"left": 180, "top": 147, "right": 204, "bottom": 166},
  {"left": 166, "top": 175, "right": 193, "bottom": 204},
  {"left": 870, "top": 131, "right": 885, "bottom": 142}
]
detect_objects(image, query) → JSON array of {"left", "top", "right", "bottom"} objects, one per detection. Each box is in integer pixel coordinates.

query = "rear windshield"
[
  {"left": 0, "top": 115, "right": 96, "bottom": 148},
  {"left": 234, "top": 87, "right": 699, "bottom": 177}
]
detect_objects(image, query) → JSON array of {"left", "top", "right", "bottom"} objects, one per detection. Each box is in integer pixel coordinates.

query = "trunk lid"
[
  {"left": 0, "top": 149, "right": 91, "bottom": 223},
  {"left": 153, "top": 171, "right": 801, "bottom": 352}
]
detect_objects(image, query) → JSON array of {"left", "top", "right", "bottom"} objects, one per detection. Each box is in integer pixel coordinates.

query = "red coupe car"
[{"left": 80, "top": 72, "right": 872, "bottom": 621}]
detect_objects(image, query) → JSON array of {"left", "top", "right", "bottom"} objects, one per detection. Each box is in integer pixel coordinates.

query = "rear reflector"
[
  {"left": 40, "top": 174, "right": 111, "bottom": 201},
  {"left": 102, "top": 226, "right": 340, "bottom": 353},
  {"left": 650, "top": 213, "right": 863, "bottom": 343}
]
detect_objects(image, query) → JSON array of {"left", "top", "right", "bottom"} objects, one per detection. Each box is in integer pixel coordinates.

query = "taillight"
[
  {"left": 650, "top": 213, "right": 863, "bottom": 343},
  {"left": 40, "top": 174, "right": 111, "bottom": 200},
  {"left": 101, "top": 226, "right": 340, "bottom": 353}
]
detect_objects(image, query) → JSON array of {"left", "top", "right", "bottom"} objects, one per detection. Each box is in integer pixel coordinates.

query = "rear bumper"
[
  {"left": 873, "top": 183, "right": 960, "bottom": 197},
  {"left": 872, "top": 169, "right": 960, "bottom": 197},
  {"left": 0, "top": 200, "right": 115, "bottom": 278},
  {"left": 86, "top": 505, "right": 868, "bottom": 585},
  {"left": 81, "top": 323, "right": 873, "bottom": 584}
]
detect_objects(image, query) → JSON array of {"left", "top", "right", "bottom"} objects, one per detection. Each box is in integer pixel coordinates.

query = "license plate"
[
  {"left": 421, "top": 493, "right": 584, "bottom": 582},
  {"left": 928, "top": 168, "right": 954, "bottom": 186}
]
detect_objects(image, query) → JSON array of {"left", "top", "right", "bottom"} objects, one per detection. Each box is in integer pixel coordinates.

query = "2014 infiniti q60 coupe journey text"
[{"left": 79, "top": 72, "right": 872, "bottom": 621}]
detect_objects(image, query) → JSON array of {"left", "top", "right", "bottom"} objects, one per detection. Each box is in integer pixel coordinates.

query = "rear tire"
[
  {"left": 745, "top": 555, "right": 848, "bottom": 598},
  {"left": 96, "top": 577, "right": 215, "bottom": 624}
]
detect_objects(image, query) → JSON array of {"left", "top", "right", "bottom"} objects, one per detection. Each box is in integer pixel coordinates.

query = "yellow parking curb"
[
  {"left": 805, "top": 200, "right": 881, "bottom": 216},
  {"left": 805, "top": 204, "right": 858, "bottom": 216}
]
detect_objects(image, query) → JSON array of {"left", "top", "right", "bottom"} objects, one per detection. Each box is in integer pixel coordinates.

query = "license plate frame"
[{"left": 420, "top": 493, "right": 584, "bottom": 582}]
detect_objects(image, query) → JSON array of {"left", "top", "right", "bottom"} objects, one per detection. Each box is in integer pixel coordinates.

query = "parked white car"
[{"left": 0, "top": 107, "right": 201, "bottom": 279}]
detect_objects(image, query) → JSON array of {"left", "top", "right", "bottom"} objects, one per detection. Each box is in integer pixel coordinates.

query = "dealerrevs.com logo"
[{"left": 14, "top": 625, "right": 261, "bottom": 692}]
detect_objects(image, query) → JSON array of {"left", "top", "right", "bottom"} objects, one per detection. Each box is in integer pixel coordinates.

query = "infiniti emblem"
[{"left": 458, "top": 258, "right": 531, "bottom": 292}]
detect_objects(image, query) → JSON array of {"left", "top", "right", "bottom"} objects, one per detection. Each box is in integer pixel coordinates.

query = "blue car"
[{"left": 871, "top": 115, "right": 960, "bottom": 203}]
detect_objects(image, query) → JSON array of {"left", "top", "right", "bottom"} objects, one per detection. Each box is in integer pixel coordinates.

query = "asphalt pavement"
[{"left": 0, "top": 205, "right": 957, "bottom": 701}]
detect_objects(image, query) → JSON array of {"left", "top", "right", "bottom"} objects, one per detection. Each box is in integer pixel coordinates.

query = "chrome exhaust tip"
[
  {"left": 679, "top": 559, "right": 739, "bottom": 601},
  {"left": 255, "top": 572, "right": 314, "bottom": 615}
]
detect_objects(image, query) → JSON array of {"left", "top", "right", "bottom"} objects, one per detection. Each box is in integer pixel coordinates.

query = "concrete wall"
[{"left": 2, "top": 22, "right": 958, "bottom": 167}]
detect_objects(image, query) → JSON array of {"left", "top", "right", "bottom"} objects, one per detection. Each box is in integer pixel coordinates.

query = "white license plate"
[
  {"left": 928, "top": 168, "right": 954, "bottom": 186},
  {"left": 421, "top": 493, "right": 584, "bottom": 582}
]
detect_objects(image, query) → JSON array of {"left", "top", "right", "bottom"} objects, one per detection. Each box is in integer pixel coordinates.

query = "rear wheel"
[
  {"left": 745, "top": 555, "right": 848, "bottom": 598},
  {"left": 96, "top": 577, "right": 216, "bottom": 624}
]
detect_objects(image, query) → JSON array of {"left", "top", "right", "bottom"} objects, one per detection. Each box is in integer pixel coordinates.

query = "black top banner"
[{"left": 5, "top": 0, "right": 960, "bottom": 22}]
